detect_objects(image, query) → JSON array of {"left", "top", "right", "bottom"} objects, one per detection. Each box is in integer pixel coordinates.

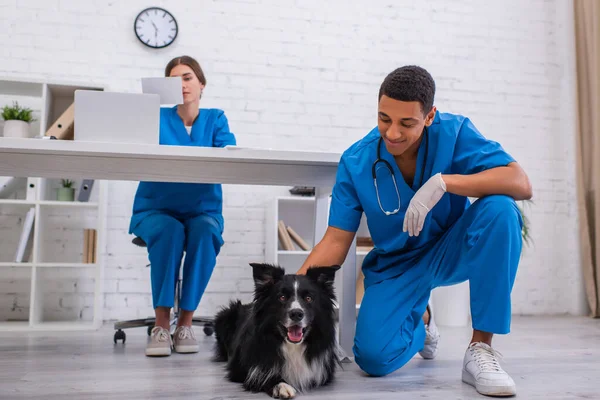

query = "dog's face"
[{"left": 250, "top": 263, "right": 340, "bottom": 345}]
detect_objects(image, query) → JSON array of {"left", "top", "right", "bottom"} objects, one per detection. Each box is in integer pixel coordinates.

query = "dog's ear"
[
  {"left": 305, "top": 265, "right": 340, "bottom": 286},
  {"left": 250, "top": 263, "right": 285, "bottom": 288}
]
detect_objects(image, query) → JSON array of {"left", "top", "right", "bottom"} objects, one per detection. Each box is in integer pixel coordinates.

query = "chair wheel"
[
  {"left": 203, "top": 324, "right": 214, "bottom": 336},
  {"left": 114, "top": 329, "right": 126, "bottom": 344},
  {"left": 147, "top": 325, "right": 154, "bottom": 336}
]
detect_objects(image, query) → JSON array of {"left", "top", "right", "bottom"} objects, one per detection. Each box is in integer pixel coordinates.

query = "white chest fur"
[{"left": 280, "top": 341, "right": 328, "bottom": 392}]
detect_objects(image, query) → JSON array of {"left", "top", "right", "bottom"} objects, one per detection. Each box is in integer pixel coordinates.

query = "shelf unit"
[
  {"left": 0, "top": 77, "right": 108, "bottom": 332},
  {"left": 265, "top": 195, "right": 372, "bottom": 309}
]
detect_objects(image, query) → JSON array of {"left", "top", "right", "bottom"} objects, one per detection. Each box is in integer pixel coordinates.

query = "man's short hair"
[{"left": 378, "top": 65, "right": 436, "bottom": 115}]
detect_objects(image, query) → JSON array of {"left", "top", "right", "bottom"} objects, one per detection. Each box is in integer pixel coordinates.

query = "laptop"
[
  {"left": 74, "top": 90, "right": 160, "bottom": 145},
  {"left": 141, "top": 77, "right": 183, "bottom": 105}
]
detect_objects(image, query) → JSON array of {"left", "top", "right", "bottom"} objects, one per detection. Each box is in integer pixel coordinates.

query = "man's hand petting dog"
[{"left": 212, "top": 263, "right": 342, "bottom": 398}]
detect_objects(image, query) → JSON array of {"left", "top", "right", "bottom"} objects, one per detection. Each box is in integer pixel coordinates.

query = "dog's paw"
[{"left": 272, "top": 382, "right": 297, "bottom": 399}]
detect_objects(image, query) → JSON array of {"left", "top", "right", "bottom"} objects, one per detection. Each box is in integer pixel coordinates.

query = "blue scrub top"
[
  {"left": 129, "top": 106, "right": 237, "bottom": 234},
  {"left": 328, "top": 111, "right": 516, "bottom": 285}
]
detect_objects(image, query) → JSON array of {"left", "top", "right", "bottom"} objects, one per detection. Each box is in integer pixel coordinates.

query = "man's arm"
[
  {"left": 442, "top": 161, "right": 532, "bottom": 200},
  {"left": 296, "top": 226, "right": 356, "bottom": 275}
]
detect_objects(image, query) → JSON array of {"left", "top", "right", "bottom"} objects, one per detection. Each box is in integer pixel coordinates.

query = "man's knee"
[
  {"left": 471, "top": 195, "right": 522, "bottom": 228},
  {"left": 353, "top": 338, "right": 410, "bottom": 377}
]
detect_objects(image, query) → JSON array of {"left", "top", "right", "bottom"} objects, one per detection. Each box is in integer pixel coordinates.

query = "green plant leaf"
[
  {"left": 517, "top": 199, "right": 533, "bottom": 248},
  {"left": 1, "top": 101, "right": 36, "bottom": 123}
]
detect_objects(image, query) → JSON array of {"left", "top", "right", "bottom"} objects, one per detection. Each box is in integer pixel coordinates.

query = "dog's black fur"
[{"left": 213, "top": 263, "right": 341, "bottom": 399}]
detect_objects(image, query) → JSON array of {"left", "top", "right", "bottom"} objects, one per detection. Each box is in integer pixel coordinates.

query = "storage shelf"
[
  {"left": 0, "top": 199, "right": 35, "bottom": 206},
  {"left": 36, "top": 262, "right": 98, "bottom": 268},
  {"left": 0, "top": 77, "right": 107, "bottom": 332},
  {"left": 38, "top": 201, "right": 99, "bottom": 208},
  {"left": 0, "top": 199, "right": 98, "bottom": 207},
  {"left": 0, "top": 321, "right": 30, "bottom": 331},
  {"left": 0, "top": 262, "right": 97, "bottom": 268},
  {"left": 0, "top": 262, "right": 34, "bottom": 267}
]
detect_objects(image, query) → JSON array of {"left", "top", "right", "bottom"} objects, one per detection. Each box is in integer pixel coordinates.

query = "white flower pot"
[
  {"left": 3, "top": 120, "right": 31, "bottom": 138},
  {"left": 431, "top": 281, "right": 471, "bottom": 327}
]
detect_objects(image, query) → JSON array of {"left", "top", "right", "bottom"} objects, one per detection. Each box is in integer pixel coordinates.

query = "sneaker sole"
[
  {"left": 461, "top": 369, "right": 516, "bottom": 397},
  {"left": 418, "top": 348, "right": 438, "bottom": 359},
  {"left": 174, "top": 344, "right": 199, "bottom": 353},
  {"left": 145, "top": 347, "right": 172, "bottom": 357}
]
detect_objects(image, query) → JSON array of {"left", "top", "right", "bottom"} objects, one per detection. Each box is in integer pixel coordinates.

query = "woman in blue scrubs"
[
  {"left": 298, "top": 66, "right": 532, "bottom": 397},
  {"left": 129, "top": 56, "right": 236, "bottom": 357}
]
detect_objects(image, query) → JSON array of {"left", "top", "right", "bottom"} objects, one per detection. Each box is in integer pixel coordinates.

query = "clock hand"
[{"left": 151, "top": 21, "right": 158, "bottom": 31}]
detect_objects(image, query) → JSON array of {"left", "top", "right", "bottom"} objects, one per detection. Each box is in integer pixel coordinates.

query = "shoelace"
[
  {"left": 177, "top": 326, "right": 196, "bottom": 340},
  {"left": 425, "top": 328, "right": 439, "bottom": 344},
  {"left": 152, "top": 327, "right": 170, "bottom": 343},
  {"left": 470, "top": 343, "right": 504, "bottom": 372}
]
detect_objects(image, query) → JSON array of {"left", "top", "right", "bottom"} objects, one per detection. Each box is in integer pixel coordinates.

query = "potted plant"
[
  {"left": 517, "top": 199, "right": 533, "bottom": 249},
  {"left": 57, "top": 179, "right": 75, "bottom": 201},
  {"left": 1, "top": 101, "right": 36, "bottom": 138}
]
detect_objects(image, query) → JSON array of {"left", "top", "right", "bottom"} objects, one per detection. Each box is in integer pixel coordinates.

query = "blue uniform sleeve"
[
  {"left": 451, "top": 118, "right": 515, "bottom": 175},
  {"left": 213, "top": 110, "right": 237, "bottom": 148},
  {"left": 328, "top": 156, "right": 363, "bottom": 232}
]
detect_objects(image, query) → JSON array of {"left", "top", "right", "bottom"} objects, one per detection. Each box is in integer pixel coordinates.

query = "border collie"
[{"left": 213, "top": 263, "right": 341, "bottom": 399}]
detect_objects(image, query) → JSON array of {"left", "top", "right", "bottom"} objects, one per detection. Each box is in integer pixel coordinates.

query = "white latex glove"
[{"left": 403, "top": 173, "right": 447, "bottom": 237}]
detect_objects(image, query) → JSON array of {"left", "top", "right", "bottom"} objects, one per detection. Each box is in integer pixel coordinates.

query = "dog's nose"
[{"left": 289, "top": 309, "right": 304, "bottom": 322}]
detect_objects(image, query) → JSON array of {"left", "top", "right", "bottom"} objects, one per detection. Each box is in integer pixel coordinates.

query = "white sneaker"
[
  {"left": 145, "top": 326, "right": 173, "bottom": 357},
  {"left": 418, "top": 302, "right": 440, "bottom": 359},
  {"left": 462, "top": 342, "right": 516, "bottom": 397},
  {"left": 173, "top": 326, "right": 199, "bottom": 353}
]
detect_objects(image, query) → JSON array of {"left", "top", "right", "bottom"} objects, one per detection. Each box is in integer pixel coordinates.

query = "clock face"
[{"left": 134, "top": 7, "right": 178, "bottom": 49}]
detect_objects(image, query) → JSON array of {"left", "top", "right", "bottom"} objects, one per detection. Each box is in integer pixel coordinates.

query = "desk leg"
[{"left": 313, "top": 187, "right": 356, "bottom": 362}]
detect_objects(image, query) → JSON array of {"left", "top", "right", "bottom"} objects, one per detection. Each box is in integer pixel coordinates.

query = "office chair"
[{"left": 113, "top": 236, "right": 214, "bottom": 344}]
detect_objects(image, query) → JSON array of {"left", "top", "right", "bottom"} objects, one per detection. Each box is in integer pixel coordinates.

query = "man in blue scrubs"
[{"left": 298, "top": 65, "right": 532, "bottom": 397}]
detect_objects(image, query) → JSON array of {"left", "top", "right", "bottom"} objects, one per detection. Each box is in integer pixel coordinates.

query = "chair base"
[{"left": 113, "top": 316, "right": 214, "bottom": 344}]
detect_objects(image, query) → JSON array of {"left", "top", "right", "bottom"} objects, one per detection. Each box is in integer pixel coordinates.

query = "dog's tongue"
[{"left": 287, "top": 326, "right": 303, "bottom": 342}]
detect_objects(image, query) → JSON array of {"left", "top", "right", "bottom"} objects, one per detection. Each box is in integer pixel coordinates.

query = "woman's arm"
[
  {"left": 442, "top": 162, "right": 532, "bottom": 200},
  {"left": 213, "top": 110, "right": 236, "bottom": 147}
]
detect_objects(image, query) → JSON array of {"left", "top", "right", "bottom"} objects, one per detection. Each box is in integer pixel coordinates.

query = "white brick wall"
[{"left": 0, "top": 0, "right": 588, "bottom": 322}]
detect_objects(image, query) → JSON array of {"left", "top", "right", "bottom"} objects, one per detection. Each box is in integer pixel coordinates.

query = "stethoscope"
[{"left": 372, "top": 126, "right": 429, "bottom": 216}]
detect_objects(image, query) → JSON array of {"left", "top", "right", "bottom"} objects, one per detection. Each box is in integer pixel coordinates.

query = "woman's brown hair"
[{"left": 164, "top": 55, "right": 206, "bottom": 86}]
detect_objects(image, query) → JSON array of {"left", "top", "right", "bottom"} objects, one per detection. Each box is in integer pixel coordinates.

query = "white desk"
[{"left": 0, "top": 137, "right": 357, "bottom": 359}]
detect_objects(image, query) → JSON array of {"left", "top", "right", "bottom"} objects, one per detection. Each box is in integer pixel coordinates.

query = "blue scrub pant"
[
  {"left": 353, "top": 195, "right": 523, "bottom": 377},
  {"left": 132, "top": 213, "right": 223, "bottom": 311}
]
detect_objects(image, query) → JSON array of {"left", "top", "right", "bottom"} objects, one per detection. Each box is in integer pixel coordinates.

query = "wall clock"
[{"left": 134, "top": 7, "right": 178, "bottom": 49}]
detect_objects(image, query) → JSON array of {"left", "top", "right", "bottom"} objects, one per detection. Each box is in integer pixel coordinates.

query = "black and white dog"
[{"left": 213, "top": 263, "right": 341, "bottom": 399}]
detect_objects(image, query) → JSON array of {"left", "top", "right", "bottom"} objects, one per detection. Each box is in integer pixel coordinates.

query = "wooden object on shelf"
[
  {"left": 44, "top": 102, "right": 74, "bottom": 140},
  {"left": 83, "top": 228, "right": 97, "bottom": 263},
  {"left": 357, "top": 236, "right": 373, "bottom": 247},
  {"left": 286, "top": 225, "right": 311, "bottom": 251},
  {"left": 277, "top": 220, "right": 295, "bottom": 251}
]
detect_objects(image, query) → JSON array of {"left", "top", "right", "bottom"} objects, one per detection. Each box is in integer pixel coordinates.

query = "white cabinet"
[
  {"left": 0, "top": 77, "right": 107, "bottom": 331},
  {"left": 265, "top": 195, "right": 372, "bottom": 309}
]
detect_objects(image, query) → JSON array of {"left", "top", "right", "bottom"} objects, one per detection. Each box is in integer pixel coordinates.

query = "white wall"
[{"left": 0, "top": 0, "right": 587, "bottom": 322}]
